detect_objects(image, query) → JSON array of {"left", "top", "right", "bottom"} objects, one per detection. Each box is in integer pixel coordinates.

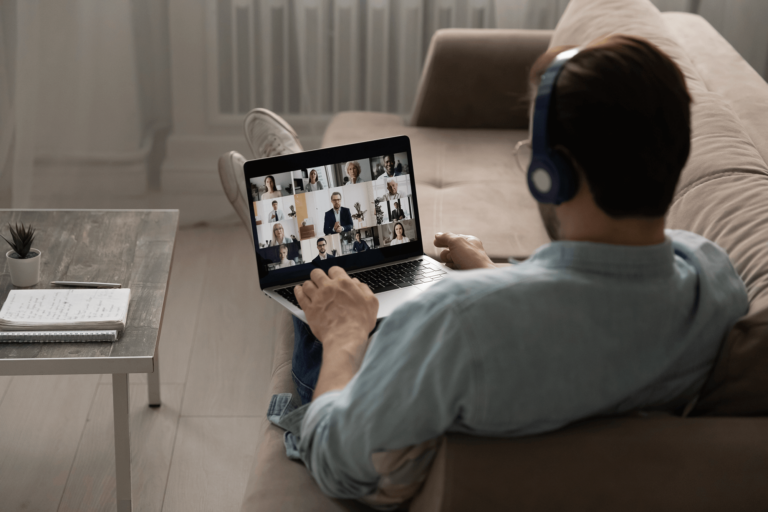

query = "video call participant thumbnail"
[
  {"left": 376, "top": 154, "right": 401, "bottom": 182},
  {"left": 262, "top": 175, "right": 282, "bottom": 199},
  {"left": 307, "top": 169, "right": 323, "bottom": 192},
  {"left": 324, "top": 192, "right": 353, "bottom": 235},
  {"left": 312, "top": 238, "right": 335, "bottom": 264},
  {"left": 352, "top": 231, "right": 370, "bottom": 253},
  {"left": 389, "top": 222, "right": 410, "bottom": 245},
  {"left": 268, "top": 200, "right": 284, "bottom": 222},
  {"left": 276, "top": 244, "right": 295, "bottom": 268},
  {"left": 272, "top": 222, "right": 293, "bottom": 245},
  {"left": 392, "top": 201, "right": 406, "bottom": 221},
  {"left": 345, "top": 161, "right": 365, "bottom": 185}
]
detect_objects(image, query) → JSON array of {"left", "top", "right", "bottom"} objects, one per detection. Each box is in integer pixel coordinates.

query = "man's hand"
[
  {"left": 334, "top": 221, "right": 342, "bottom": 233},
  {"left": 295, "top": 267, "right": 379, "bottom": 399},
  {"left": 434, "top": 232, "right": 496, "bottom": 270},
  {"left": 295, "top": 267, "right": 378, "bottom": 349}
]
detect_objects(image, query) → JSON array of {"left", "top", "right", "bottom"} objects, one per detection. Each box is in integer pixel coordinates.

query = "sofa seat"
[{"left": 321, "top": 112, "right": 550, "bottom": 261}]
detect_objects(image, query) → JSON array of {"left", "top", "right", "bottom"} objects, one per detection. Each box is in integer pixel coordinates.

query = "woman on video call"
[
  {"left": 345, "top": 161, "right": 365, "bottom": 185},
  {"left": 272, "top": 223, "right": 293, "bottom": 245},
  {"left": 262, "top": 175, "right": 282, "bottom": 199},
  {"left": 306, "top": 169, "right": 323, "bottom": 192},
  {"left": 276, "top": 244, "right": 295, "bottom": 268},
  {"left": 389, "top": 222, "right": 410, "bottom": 245}
]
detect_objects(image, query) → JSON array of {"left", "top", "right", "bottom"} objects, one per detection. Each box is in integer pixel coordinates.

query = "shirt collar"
[{"left": 527, "top": 236, "right": 675, "bottom": 278}]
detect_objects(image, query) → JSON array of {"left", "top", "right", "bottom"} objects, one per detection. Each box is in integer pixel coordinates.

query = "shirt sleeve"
[{"left": 297, "top": 296, "right": 479, "bottom": 499}]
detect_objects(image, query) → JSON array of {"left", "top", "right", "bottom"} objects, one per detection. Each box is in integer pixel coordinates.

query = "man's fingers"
[
  {"left": 310, "top": 268, "right": 332, "bottom": 287},
  {"left": 439, "top": 249, "right": 454, "bottom": 264},
  {"left": 433, "top": 232, "right": 457, "bottom": 248},
  {"left": 327, "top": 266, "right": 350, "bottom": 280},
  {"left": 300, "top": 279, "right": 319, "bottom": 300},
  {"left": 294, "top": 285, "right": 310, "bottom": 306}
]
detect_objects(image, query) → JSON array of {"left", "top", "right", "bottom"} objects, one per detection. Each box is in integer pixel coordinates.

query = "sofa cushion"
[
  {"left": 321, "top": 112, "right": 550, "bottom": 260},
  {"left": 550, "top": 0, "right": 768, "bottom": 415}
]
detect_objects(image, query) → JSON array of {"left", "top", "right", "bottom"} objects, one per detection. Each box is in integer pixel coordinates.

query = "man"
[
  {"left": 351, "top": 231, "right": 370, "bottom": 253},
  {"left": 375, "top": 154, "right": 401, "bottom": 183},
  {"left": 268, "top": 200, "right": 284, "bottom": 223},
  {"left": 391, "top": 201, "right": 406, "bottom": 220},
  {"left": 323, "top": 192, "right": 353, "bottom": 235},
  {"left": 235, "top": 36, "right": 748, "bottom": 506},
  {"left": 271, "top": 35, "right": 750, "bottom": 505},
  {"left": 311, "top": 238, "right": 335, "bottom": 264},
  {"left": 395, "top": 159, "right": 403, "bottom": 175}
]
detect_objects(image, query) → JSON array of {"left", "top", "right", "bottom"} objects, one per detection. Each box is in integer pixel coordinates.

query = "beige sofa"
[{"left": 241, "top": 1, "right": 768, "bottom": 510}]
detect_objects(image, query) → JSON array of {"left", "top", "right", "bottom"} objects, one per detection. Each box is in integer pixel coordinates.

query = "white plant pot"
[{"left": 6, "top": 249, "right": 41, "bottom": 287}]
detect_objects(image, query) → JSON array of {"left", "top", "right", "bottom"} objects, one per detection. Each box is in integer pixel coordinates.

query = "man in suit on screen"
[{"left": 324, "top": 192, "right": 353, "bottom": 235}]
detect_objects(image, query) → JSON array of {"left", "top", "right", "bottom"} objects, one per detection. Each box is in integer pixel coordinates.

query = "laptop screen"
[{"left": 244, "top": 136, "right": 424, "bottom": 289}]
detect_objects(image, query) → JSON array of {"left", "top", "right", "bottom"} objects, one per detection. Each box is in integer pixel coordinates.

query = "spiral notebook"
[{"left": 0, "top": 288, "right": 131, "bottom": 342}]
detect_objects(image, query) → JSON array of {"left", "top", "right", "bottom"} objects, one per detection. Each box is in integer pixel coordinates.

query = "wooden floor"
[{"left": 0, "top": 223, "right": 283, "bottom": 511}]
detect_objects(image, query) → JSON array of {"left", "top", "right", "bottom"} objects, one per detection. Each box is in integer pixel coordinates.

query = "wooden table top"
[{"left": 0, "top": 210, "right": 179, "bottom": 375}]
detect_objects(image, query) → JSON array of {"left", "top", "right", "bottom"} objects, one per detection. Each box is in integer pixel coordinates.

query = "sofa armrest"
[
  {"left": 410, "top": 29, "right": 553, "bottom": 129},
  {"left": 411, "top": 415, "right": 768, "bottom": 512}
]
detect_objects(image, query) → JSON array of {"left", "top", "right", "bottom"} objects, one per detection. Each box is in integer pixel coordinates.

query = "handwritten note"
[{"left": 0, "top": 289, "right": 131, "bottom": 330}]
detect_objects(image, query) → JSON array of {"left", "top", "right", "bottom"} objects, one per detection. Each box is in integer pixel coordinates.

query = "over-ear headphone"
[{"left": 528, "top": 47, "right": 580, "bottom": 205}]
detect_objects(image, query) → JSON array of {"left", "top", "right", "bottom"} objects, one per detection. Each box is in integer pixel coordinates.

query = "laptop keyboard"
[{"left": 274, "top": 259, "right": 448, "bottom": 310}]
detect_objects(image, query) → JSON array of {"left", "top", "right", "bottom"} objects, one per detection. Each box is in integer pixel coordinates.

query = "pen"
[{"left": 50, "top": 281, "right": 122, "bottom": 289}]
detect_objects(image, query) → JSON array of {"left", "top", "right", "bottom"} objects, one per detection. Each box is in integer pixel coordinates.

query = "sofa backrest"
[
  {"left": 409, "top": 29, "right": 552, "bottom": 129},
  {"left": 548, "top": 0, "right": 768, "bottom": 415}
]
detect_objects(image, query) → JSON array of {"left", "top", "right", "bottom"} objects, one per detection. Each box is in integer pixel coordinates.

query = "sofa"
[{"left": 240, "top": 0, "right": 768, "bottom": 510}]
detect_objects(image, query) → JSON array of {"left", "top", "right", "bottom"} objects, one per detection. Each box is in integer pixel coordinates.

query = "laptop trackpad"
[{"left": 376, "top": 287, "right": 424, "bottom": 319}]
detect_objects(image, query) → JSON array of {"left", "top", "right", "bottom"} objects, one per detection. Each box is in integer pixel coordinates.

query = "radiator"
[{"left": 208, "top": 0, "right": 494, "bottom": 121}]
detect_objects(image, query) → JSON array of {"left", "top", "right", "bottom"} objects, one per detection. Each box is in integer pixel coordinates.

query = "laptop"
[{"left": 244, "top": 135, "right": 453, "bottom": 323}]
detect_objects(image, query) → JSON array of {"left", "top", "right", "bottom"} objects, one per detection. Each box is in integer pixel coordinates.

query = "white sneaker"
[
  {"left": 244, "top": 108, "right": 303, "bottom": 159},
  {"left": 217, "top": 150, "right": 253, "bottom": 240}
]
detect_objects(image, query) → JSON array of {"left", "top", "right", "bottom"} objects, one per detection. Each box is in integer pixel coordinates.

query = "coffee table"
[{"left": 0, "top": 209, "right": 178, "bottom": 512}]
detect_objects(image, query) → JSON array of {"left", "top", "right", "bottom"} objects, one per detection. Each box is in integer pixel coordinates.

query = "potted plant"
[{"left": 2, "top": 223, "right": 41, "bottom": 287}]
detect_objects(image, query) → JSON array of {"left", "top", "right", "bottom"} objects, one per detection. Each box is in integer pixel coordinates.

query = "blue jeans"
[{"left": 292, "top": 316, "right": 323, "bottom": 405}]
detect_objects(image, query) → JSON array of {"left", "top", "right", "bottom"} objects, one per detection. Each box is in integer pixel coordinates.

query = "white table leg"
[
  {"left": 112, "top": 373, "right": 132, "bottom": 512},
  {"left": 148, "top": 342, "right": 161, "bottom": 407}
]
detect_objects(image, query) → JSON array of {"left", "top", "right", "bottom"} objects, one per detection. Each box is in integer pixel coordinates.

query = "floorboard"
[
  {"left": 180, "top": 227, "right": 277, "bottom": 417},
  {"left": 58, "top": 383, "right": 183, "bottom": 512},
  {"left": 162, "top": 417, "right": 264, "bottom": 512},
  {"left": 0, "top": 374, "right": 101, "bottom": 512},
  {"left": 0, "top": 375, "right": 12, "bottom": 404}
]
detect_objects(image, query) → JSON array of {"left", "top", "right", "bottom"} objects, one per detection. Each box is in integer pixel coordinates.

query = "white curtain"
[{"left": 1, "top": 0, "right": 767, "bottom": 207}]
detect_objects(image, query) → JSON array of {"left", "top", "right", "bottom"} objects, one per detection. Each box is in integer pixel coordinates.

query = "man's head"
[
  {"left": 386, "top": 180, "right": 398, "bottom": 196},
  {"left": 528, "top": 35, "right": 691, "bottom": 241},
  {"left": 383, "top": 155, "right": 395, "bottom": 175},
  {"left": 355, "top": 231, "right": 361, "bottom": 241},
  {"left": 317, "top": 238, "right": 327, "bottom": 254},
  {"left": 331, "top": 192, "right": 342, "bottom": 210},
  {"left": 272, "top": 200, "right": 278, "bottom": 210},
  {"left": 279, "top": 244, "right": 288, "bottom": 260},
  {"left": 394, "top": 201, "right": 399, "bottom": 209}
]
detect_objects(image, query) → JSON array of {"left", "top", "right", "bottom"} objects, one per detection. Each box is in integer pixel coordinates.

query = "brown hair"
[{"left": 529, "top": 35, "right": 691, "bottom": 217}]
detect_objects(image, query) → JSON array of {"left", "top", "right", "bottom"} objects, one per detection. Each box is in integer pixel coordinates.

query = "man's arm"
[{"left": 294, "top": 269, "right": 475, "bottom": 500}]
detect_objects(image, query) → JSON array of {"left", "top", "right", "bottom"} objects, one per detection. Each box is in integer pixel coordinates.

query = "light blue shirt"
[{"left": 292, "top": 230, "right": 748, "bottom": 499}]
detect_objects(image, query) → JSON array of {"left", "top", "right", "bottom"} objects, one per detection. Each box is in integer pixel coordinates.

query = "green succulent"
[{"left": 1, "top": 223, "right": 37, "bottom": 259}]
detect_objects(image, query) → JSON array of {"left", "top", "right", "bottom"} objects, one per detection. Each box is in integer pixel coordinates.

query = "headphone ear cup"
[
  {"left": 527, "top": 152, "right": 579, "bottom": 205},
  {"left": 549, "top": 149, "right": 579, "bottom": 204}
]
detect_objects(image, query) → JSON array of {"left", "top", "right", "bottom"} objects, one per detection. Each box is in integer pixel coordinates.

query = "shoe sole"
[{"left": 244, "top": 108, "right": 303, "bottom": 149}]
